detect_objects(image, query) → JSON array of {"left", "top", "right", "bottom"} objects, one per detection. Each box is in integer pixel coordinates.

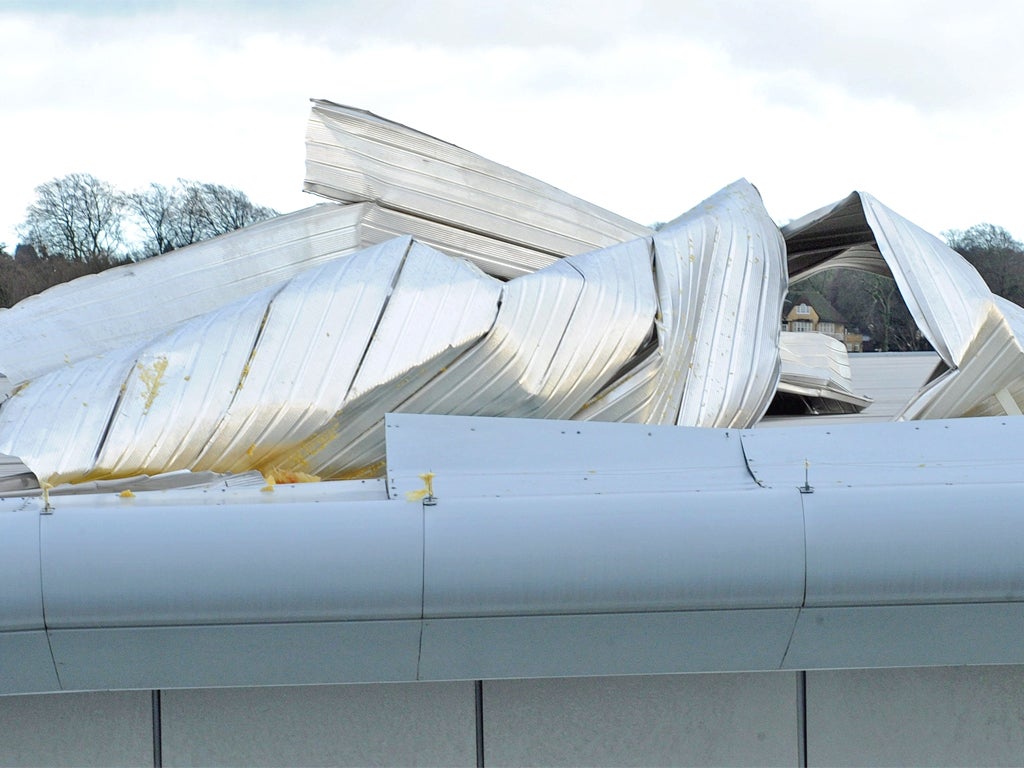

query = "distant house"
[{"left": 782, "top": 288, "right": 864, "bottom": 352}]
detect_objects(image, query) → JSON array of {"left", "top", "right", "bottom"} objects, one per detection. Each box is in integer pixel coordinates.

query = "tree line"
[{"left": 0, "top": 173, "right": 277, "bottom": 307}]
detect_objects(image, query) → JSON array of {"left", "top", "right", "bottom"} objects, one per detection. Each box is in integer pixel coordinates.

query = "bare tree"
[
  {"left": 125, "top": 182, "right": 179, "bottom": 255},
  {"left": 945, "top": 223, "right": 1024, "bottom": 306},
  {"left": 18, "top": 173, "right": 126, "bottom": 263},
  {"left": 125, "top": 179, "right": 279, "bottom": 255}
]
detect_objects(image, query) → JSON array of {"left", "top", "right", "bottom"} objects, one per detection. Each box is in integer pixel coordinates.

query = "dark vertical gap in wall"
[
  {"left": 151, "top": 689, "right": 163, "bottom": 768},
  {"left": 797, "top": 671, "right": 808, "bottom": 767},
  {"left": 475, "top": 679, "right": 485, "bottom": 768}
]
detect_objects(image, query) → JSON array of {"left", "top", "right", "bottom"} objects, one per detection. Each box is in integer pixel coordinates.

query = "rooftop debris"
[{"left": 0, "top": 101, "right": 1020, "bottom": 490}]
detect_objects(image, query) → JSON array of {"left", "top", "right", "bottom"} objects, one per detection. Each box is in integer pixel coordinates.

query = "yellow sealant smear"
[
  {"left": 260, "top": 467, "right": 322, "bottom": 488},
  {"left": 138, "top": 356, "right": 169, "bottom": 413},
  {"left": 405, "top": 471, "right": 435, "bottom": 502},
  {"left": 330, "top": 460, "right": 387, "bottom": 481},
  {"left": 119, "top": 489, "right": 135, "bottom": 498}
]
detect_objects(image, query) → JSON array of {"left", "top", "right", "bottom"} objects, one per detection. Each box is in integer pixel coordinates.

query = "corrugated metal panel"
[
  {"left": 381, "top": 237, "right": 656, "bottom": 429},
  {"left": 0, "top": 204, "right": 371, "bottom": 384},
  {"left": 0, "top": 238, "right": 503, "bottom": 484},
  {"left": 574, "top": 179, "right": 787, "bottom": 428},
  {"left": 783, "top": 191, "right": 1024, "bottom": 421},
  {"left": 304, "top": 100, "right": 651, "bottom": 266},
  {"left": 357, "top": 203, "right": 558, "bottom": 279},
  {"left": 776, "top": 331, "right": 871, "bottom": 409}
]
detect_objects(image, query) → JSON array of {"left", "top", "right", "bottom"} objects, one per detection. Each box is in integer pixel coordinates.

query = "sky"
[{"left": 2, "top": 0, "right": 1024, "bottom": 251}]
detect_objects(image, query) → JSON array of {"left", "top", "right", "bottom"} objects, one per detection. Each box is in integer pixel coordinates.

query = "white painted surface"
[
  {"left": 161, "top": 682, "right": 475, "bottom": 767},
  {"left": 806, "top": 665, "right": 1024, "bottom": 767},
  {"left": 482, "top": 673, "right": 800, "bottom": 767},
  {"left": 0, "top": 690, "right": 152, "bottom": 767}
]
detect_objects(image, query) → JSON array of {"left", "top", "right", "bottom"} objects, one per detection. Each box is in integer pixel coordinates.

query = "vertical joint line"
[
  {"left": 151, "top": 689, "right": 163, "bottom": 768},
  {"left": 797, "top": 671, "right": 808, "bottom": 768},
  {"left": 475, "top": 680, "right": 485, "bottom": 768}
]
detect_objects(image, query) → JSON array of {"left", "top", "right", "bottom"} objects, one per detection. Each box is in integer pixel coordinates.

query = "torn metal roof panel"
[
  {"left": 0, "top": 203, "right": 373, "bottom": 384},
  {"left": 777, "top": 331, "right": 871, "bottom": 410},
  {"left": 575, "top": 180, "right": 787, "bottom": 428},
  {"left": 305, "top": 100, "right": 652, "bottom": 266}
]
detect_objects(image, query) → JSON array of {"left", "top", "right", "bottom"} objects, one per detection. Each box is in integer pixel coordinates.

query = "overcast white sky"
[{"left": 2, "top": 0, "right": 1024, "bottom": 251}]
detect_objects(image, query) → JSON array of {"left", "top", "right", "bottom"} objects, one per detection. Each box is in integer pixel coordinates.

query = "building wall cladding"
[{"left": 2, "top": 666, "right": 1024, "bottom": 766}]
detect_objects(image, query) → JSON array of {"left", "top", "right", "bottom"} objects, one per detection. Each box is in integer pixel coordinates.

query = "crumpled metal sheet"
[
  {"left": 272, "top": 235, "right": 659, "bottom": 478},
  {"left": 0, "top": 238, "right": 504, "bottom": 484},
  {"left": 574, "top": 179, "right": 788, "bottom": 428},
  {"left": 305, "top": 100, "right": 652, "bottom": 267},
  {"left": 777, "top": 331, "right": 872, "bottom": 410},
  {"left": 0, "top": 204, "right": 377, "bottom": 386},
  {"left": 784, "top": 192, "right": 1024, "bottom": 419}
]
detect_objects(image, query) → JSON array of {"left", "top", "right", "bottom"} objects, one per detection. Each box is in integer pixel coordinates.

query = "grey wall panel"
[
  {"left": 482, "top": 673, "right": 800, "bottom": 767},
  {"left": 782, "top": 603, "right": 1024, "bottom": 670},
  {"left": 49, "top": 620, "right": 421, "bottom": 692},
  {"left": 804, "top": 484, "right": 1024, "bottom": 606},
  {"left": 423, "top": 490, "right": 804, "bottom": 618},
  {"left": 0, "top": 506, "right": 43, "bottom": 631},
  {"left": 0, "top": 690, "right": 152, "bottom": 767},
  {"left": 0, "top": 631, "right": 59, "bottom": 695},
  {"left": 41, "top": 499, "right": 421, "bottom": 627},
  {"left": 162, "top": 682, "right": 476, "bottom": 767},
  {"left": 418, "top": 609, "right": 799, "bottom": 680},
  {"left": 806, "top": 665, "right": 1024, "bottom": 767}
]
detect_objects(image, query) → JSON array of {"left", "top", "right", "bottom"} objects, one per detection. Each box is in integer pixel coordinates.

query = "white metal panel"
[
  {"left": 803, "top": 484, "right": 1024, "bottom": 606},
  {"left": 40, "top": 496, "right": 421, "bottom": 627},
  {"left": 783, "top": 603, "right": 1024, "bottom": 670},
  {"left": 390, "top": 237, "right": 655, "bottom": 424},
  {"left": 740, "top": 416, "right": 1024, "bottom": 489},
  {"left": 0, "top": 503, "right": 44, "bottom": 631},
  {"left": 95, "top": 287, "right": 277, "bottom": 477},
  {"left": 0, "top": 342, "right": 145, "bottom": 485},
  {"left": 574, "top": 179, "right": 787, "bottom": 428},
  {"left": 192, "top": 238, "right": 409, "bottom": 474},
  {"left": 385, "top": 413, "right": 755, "bottom": 500},
  {"left": 0, "top": 204, "right": 370, "bottom": 384},
  {"left": 422, "top": 489, "right": 804, "bottom": 618},
  {"left": 418, "top": 610, "right": 800, "bottom": 680},
  {"left": 862, "top": 192, "right": 996, "bottom": 368},
  {"left": 49, "top": 621, "right": 422, "bottom": 691},
  {"left": 777, "top": 331, "right": 871, "bottom": 408},
  {"left": 0, "top": 631, "right": 60, "bottom": 695},
  {"left": 264, "top": 240, "right": 503, "bottom": 478},
  {"left": 304, "top": 100, "right": 651, "bottom": 263}
]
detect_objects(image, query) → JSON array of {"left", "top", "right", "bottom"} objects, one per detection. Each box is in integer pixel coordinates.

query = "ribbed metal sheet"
[
  {"left": 304, "top": 100, "right": 651, "bottom": 266},
  {"left": 0, "top": 238, "right": 504, "bottom": 484},
  {"left": 777, "top": 331, "right": 871, "bottom": 409},
  {"left": 574, "top": 179, "right": 787, "bottom": 428},
  {"left": 783, "top": 191, "right": 1024, "bottom": 420},
  {"left": 0, "top": 204, "right": 372, "bottom": 385}
]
